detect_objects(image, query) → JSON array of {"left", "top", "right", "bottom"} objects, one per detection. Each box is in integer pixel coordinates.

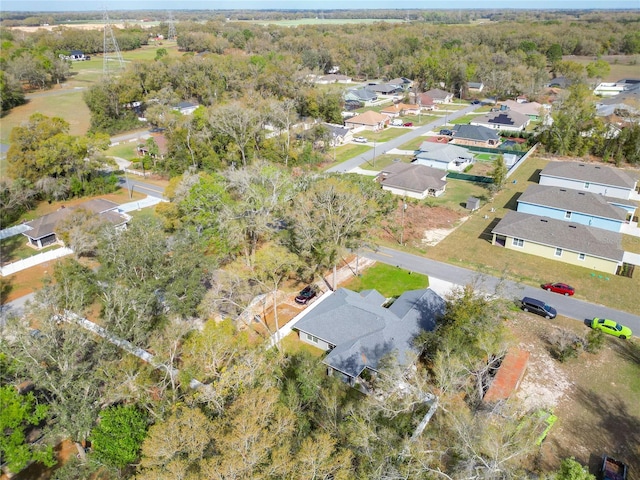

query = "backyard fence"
[{"left": 0, "top": 247, "right": 73, "bottom": 276}]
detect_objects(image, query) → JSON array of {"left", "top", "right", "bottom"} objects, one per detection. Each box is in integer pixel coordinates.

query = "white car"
[{"left": 353, "top": 136, "right": 367, "bottom": 143}]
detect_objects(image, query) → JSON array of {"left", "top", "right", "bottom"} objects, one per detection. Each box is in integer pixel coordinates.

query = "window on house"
[
  {"left": 578, "top": 253, "right": 585, "bottom": 260},
  {"left": 306, "top": 333, "right": 319, "bottom": 343},
  {"left": 512, "top": 238, "right": 524, "bottom": 247},
  {"left": 565, "top": 211, "right": 572, "bottom": 219},
  {"left": 555, "top": 247, "right": 563, "bottom": 257},
  {"left": 584, "top": 182, "right": 590, "bottom": 189}
]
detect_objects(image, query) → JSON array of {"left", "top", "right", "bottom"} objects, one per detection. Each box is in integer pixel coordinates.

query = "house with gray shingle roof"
[
  {"left": 517, "top": 185, "right": 630, "bottom": 232},
  {"left": 471, "top": 110, "right": 530, "bottom": 132},
  {"left": 377, "top": 163, "right": 447, "bottom": 199},
  {"left": 451, "top": 124, "right": 501, "bottom": 148},
  {"left": 424, "top": 88, "right": 453, "bottom": 104},
  {"left": 539, "top": 161, "right": 638, "bottom": 201},
  {"left": 491, "top": 211, "right": 624, "bottom": 274},
  {"left": 344, "top": 88, "right": 378, "bottom": 104},
  {"left": 414, "top": 142, "right": 475, "bottom": 172},
  {"left": 294, "top": 287, "right": 445, "bottom": 388},
  {"left": 22, "top": 199, "right": 130, "bottom": 249},
  {"left": 368, "top": 83, "right": 403, "bottom": 95}
]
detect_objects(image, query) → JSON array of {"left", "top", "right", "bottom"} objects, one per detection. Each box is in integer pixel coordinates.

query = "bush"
[
  {"left": 548, "top": 329, "right": 584, "bottom": 363},
  {"left": 585, "top": 328, "right": 605, "bottom": 353}
]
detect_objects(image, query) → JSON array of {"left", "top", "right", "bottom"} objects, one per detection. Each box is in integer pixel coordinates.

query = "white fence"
[
  {"left": 0, "top": 224, "right": 31, "bottom": 240},
  {"left": 0, "top": 247, "right": 73, "bottom": 276}
]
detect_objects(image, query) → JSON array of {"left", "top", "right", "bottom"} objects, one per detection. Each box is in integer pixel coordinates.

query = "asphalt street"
[
  {"left": 326, "top": 102, "right": 482, "bottom": 173},
  {"left": 362, "top": 246, "right": 640, "bottom": 334}
]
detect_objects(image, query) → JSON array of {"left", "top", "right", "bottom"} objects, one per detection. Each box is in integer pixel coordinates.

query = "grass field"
[{"left": 562, "top": 54, "right": 640, "bottom": 82}]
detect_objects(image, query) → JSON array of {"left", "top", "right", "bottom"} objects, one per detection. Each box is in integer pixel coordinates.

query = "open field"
[
  {"left": 243, "top": 18, "right": 406, "bottom": 27},
  {"left": 426, "top": 156, "right": 640, "bottom": 314},
  {"left": 562, "top": 54, "right": 640, "bottom": 82}
]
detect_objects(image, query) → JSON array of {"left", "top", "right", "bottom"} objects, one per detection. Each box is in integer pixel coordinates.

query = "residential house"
[
  {"left": 388, "top": 77, "right": 413, "bottom": 91},
  {"left": 451, "top": 124, "right": 501, "bottom": 148},
  {"left": 467, "top": 81, "right": 484, "bottom": 92},
  {"left": 547, "top": 76, "right": 571, "bottom": 89},
  {"left": 137, "top": 133, "right": 169, "bottom": 160},
  {"left": 491, "top": 211, "right": 624, "bottom": 275},
  {"left": 344, "top": 110, "right": 388, "bottom": 131},
  {"left": 424, "top": 88, "right": 454, "bottom": 104},
  {"left": 323, "top": 123, "right": 352, "bottom": 145},
  {"left": 344, "top": 88, "right": 378, "bottom": 105},
  {"left": 294, "top": 287, "right": 445, "bottom": 388},
  {"left": 377, "top": 163, "right": 447, "bottom": 199},
  {"left": 516, "top": 185, "right": 630, "bottom": 232},
  {"left": 172, "top": 101, "right": 199, "bottom": 115},
  {"left": 593, "top": 79, "right": 640, "bottom": 97},
  {"left": 380, "top": 102, "right": 421, "bottom": 118},
  {"left": 368, "top": 83, "right": 403, "bottom": 95},
  {"left": 22, "top": 199, "right": 130, "bottom": 249},
  {"left": 539, "top": 161, "right": 638, "bottom": 201},
  {"left": 414, "top": 142, "right": 475, "bottom": 172},
  {"left": 470, "top": 110, "right": 530, "bottom": 132},
  {"left": 595, "top": 84, "right": 640, "bottom": 121},
  {"left": 501, "top": 99, "right": 546, "bottom": 121},
  {"left": 410, "top": 92, "right": 437, "bottom": 110}
]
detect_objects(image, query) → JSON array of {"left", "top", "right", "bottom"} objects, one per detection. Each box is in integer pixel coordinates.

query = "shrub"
[{"left": 585, "top": 328, "right": 605, "bottom": 353}]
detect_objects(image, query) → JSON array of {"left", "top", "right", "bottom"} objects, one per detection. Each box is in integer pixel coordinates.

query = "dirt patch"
[
  {"left": 506, "top": 312, "right": 640, "bottom": 475},
  {"left": 379, "top": 201, "right": 465, "bottom": 248}
]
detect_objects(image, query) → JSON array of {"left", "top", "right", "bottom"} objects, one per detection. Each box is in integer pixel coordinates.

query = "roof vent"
[
  {"left": 578, "top": 164, "right": 585, "bottom": 167},
  {"left": 595, "top": 166, "right": 601, "bottom": 169},
  {"left": 569, "top": 225, "right": 577, "bottom": 228},
  {"left": 560, "top": 189, "right": 566, "bottom": 192},
  {"left": 578, "top": 192, "right": 585, "bottom": 195},
  {"left": 541, "top": 219, "right": 548, "bottom": 223}
]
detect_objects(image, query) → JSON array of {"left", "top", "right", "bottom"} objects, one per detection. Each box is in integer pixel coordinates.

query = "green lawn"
[
  {"left": 362, "top": 154, "right": 414, "bottom": 170},
  {"left": 428, "top": 179, "right": 491, "bottom": 213},
  {"left": 0, "top": 236, "right": 60, "bottom": 263},
  {"left": 426, "top": 157, "right": 640, "bottom": 314},
  {"left": 106, "top": 142, "right": 139, "bottom": 160},
  {"left": 398, "top": 136, "right": 431, "bottom": 151},
  {"left": 342, "top": 262, "right": 429, "bottom": 298}
]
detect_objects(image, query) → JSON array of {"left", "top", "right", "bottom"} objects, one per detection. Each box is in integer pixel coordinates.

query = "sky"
[{"left": 2, "top": 0, "right": 639, "bottom": 12}]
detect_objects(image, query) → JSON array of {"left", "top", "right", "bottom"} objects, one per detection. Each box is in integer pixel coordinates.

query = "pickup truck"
[{"left": 600, "top": 455, "right": 628, "bottom": 480}]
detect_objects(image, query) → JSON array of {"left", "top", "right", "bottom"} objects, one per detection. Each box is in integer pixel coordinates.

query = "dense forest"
[{"left": 1, "top": 10, "right": 639, "bottom": 480}]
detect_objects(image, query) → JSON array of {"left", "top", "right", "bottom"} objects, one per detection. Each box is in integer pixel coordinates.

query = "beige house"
[
  {"left": 344, "top": 110, "right": 389, "bottom": 131},
  {"left": 377, "top": 163, "right": 447, "bottom": 199},
  {"left": 491, "top": 211, "right": 624, "bottom": 274},
  {"left": 380, "top": 102, "right": 421, "bottom": 117}
]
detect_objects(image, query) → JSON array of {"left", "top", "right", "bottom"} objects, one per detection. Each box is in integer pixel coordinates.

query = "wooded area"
[{"left": 1, "top": 8, "right": 638, "bottom": 479}]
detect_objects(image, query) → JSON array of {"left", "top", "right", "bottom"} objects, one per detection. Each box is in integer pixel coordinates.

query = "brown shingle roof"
[{"left": 380, "top": 163, "right": 447, "bottom": 193}]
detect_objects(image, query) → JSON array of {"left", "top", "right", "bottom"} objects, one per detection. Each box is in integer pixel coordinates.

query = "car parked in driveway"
[
  {"left": 520, "top": 297, "right": 557, "bottom": 319},
  {"left": 295, "top": 285, "right": 318, "bottom": 305},
  {"left": 403, "top": 122, "right": 414, "bottom": 127},
  {"left": 591, "top": 318, "right": 632, "bottom": 339},
  {"left": 541, "top": 282, "right": 575, "bottom": 296},
  {"left": 353, "top": 136, "right": 367, "bottom": 143},
  {"left": 439, "top": 129, "right": 453, "bottom": 136}
]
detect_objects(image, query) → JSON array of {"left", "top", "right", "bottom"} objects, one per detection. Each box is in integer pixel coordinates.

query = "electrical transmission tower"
[
  {"left": 167, "top": 11, "right": 177, "bottom": 41},
  {"left": 103, "top": 9, "right": 124, "bottom": 78}
]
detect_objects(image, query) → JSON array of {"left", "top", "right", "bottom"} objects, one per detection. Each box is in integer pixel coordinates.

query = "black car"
[
  {"left": 439, "top": 129, "right": 453, "bottom": 136},
  {"left": 520, "top": 297, "right": 557, "bottom": 319},
  {"left": 471, "top": 99, "right": 480, "bottom": 105},
  {"left": 295, "top": 286, "right": 318, "bottom": 305}
]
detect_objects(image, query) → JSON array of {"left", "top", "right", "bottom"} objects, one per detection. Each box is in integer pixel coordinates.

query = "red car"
[
  {"left": 403, "top": 122, "right": 414, "bottom": 127},
  {"left": 541, "top": 282, "right": 575, "bottom": 296}
]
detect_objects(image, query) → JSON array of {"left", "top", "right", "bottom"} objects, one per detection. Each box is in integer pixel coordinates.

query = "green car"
[{"left": 591, "top": 318, "right": 633, "bottom": 339}]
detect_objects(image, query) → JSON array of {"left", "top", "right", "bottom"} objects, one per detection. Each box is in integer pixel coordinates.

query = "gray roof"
[
  {"left": 346, "top": 88, "right": 377, "bottom": 101},
  {"left": 492, "top": 211, "right": 624, "bottom": 262},
  {"left": 472, "top": 110, "right": 530, "bottom": 129},
  {"left": 424, "top": 88, "right": 452, "bottom": 100},
  {"left": 380, "top": 163, "right": 447, "bottom": 193},
  {"left": 295, "top": 288, "right": 445, "bottom": 378},
  {"left": 518, "top": 185, "right": 627, "bottom": 222},
  {"left": 416, "top": 142, "right": 474, "bottom": 164},
  {"left": 452, "top": 124, "right": 500, "bottom": 142},
  {"left": 24, "top": 199, "right": 127, "bottom": 240},
  {"left": 368, "top": 83, "right": 401, "bottom": 94},
  {"left": 540, "top": 161, "right": 637, "bottom": 190}
]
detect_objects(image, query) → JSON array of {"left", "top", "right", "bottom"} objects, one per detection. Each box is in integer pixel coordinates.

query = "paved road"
[
  {"left": 326, "top": 102, "right": 482, "bottom": 173},
  {"left": 117, "top": 175, "right": 166, "bottom": 199},
  {"left": 362, "top": 246, "right": 640, "bottom": 334}
]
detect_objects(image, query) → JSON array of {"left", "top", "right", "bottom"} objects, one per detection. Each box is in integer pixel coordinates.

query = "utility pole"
[{"left": 400, "top": 199, "right": 407, "bottom": 245}]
